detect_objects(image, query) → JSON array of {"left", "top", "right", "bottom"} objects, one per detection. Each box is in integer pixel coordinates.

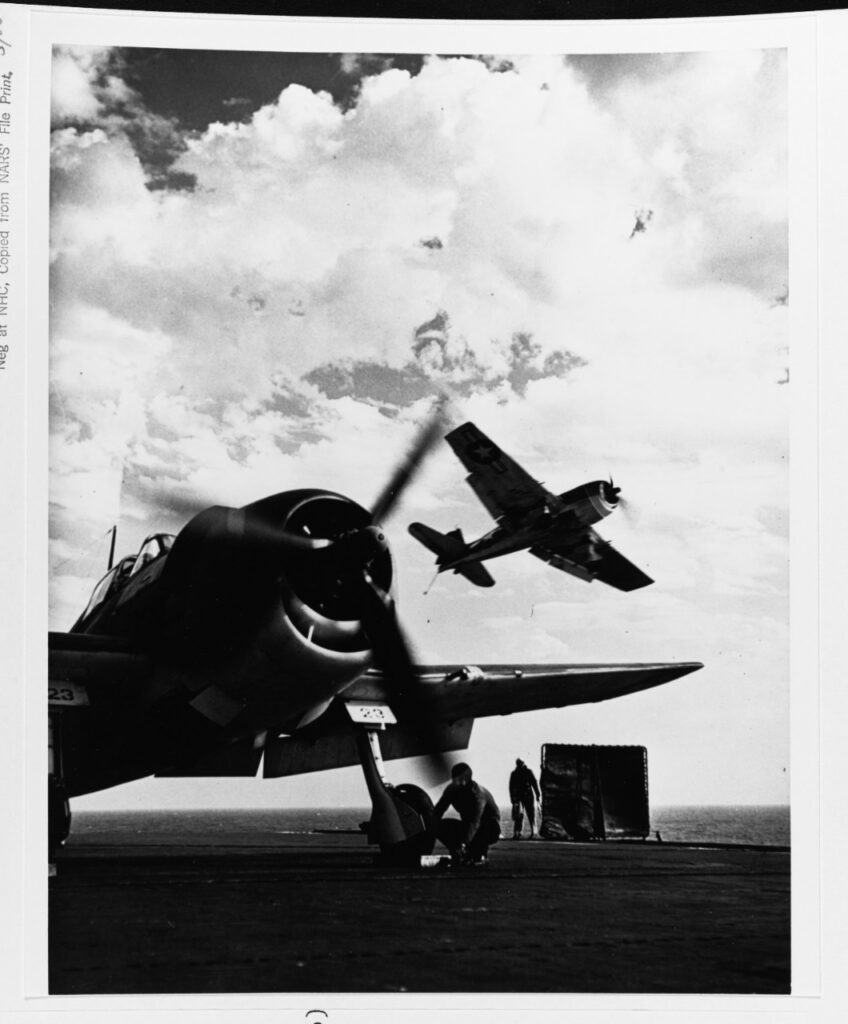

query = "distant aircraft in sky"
[
  {"left": 49, "top": 411, "right": 698, "bottom": 868},
  {"left": 629, "top": 208, "right": 654, "bottom": 239},
  {"left": 409, "top": 421, "right": 653, "bottom": 591}
]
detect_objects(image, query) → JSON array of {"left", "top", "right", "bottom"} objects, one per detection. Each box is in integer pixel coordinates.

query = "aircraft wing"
[
  {"left": 349, "top": 661, "right": 700, "bottom": 720},
  {"left": 446, "top": 421, "right": 552, "bottom": 521},
  {"left": 261, "top": 699, "right": 474, "bottom": 780},
  {"left": 262, "top": 660, "right": 700, "bottom": 778},
  {"left": 530, "top": 530, "right": 654, "bottom": 592},
  {"left": 50, "top": 629, "right": 698, "bottom": 780},
  {"left": 157, "top": 661, "right": 702, "bottom": 780}
]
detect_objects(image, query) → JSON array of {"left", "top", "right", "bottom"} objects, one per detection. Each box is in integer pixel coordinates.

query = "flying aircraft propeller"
[
  {"left": 617, "top": 494, "right": 638, "bottom": 521},
  {"left": 605, "top": 475, "right": 622, "bottom": 504},
  {"left": 605, "top": 474, "right": 640, "bottom": 519}
]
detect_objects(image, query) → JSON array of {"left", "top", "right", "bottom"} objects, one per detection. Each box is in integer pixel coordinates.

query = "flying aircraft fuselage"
[
  {"left": 444, "top": 480, "right": 618, "bottom": 568},
  {"left": 409, "top": 422, "right": 652, "bottom": 592}
]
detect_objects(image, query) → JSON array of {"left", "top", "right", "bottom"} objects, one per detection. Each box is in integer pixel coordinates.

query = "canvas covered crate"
[{"left": 540, "top": 744, "right": 649, "bottom": 840}]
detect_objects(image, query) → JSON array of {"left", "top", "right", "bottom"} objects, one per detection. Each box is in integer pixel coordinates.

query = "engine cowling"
[
  {"left": 555, "top": 480, "right": 620, "bottom": 527},
  {"left": 157, "top": 489, "right": 392, "bottom": 727}
]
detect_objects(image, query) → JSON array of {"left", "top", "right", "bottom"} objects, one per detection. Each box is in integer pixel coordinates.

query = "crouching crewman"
[{"left": 431, "top": 762, "right": 501, "bottom": 865}]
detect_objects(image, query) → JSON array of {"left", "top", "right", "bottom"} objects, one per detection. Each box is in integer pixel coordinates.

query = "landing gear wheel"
[{"left": 378, "top": 783, "right": 436, "bottom": 863}]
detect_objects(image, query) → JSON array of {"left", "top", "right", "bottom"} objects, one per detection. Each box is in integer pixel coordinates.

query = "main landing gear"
[{"left": 346, "top": 701, "right": 436, "bottom": 865}]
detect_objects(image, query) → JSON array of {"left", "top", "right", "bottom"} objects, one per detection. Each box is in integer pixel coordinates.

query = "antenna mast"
[{"left": 107, "top": 525, "right": 117, "bottom": 570}]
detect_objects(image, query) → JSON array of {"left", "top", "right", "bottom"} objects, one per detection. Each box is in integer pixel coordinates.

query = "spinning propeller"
[
  {"left": 604, "top": 476, "right": 622, "bottom": 505},
  {"left": 242, "top": 401, "right": 451, "bottom": 782},
  {"left": 605, "top": 474, "right": 638, "bottom": 519}
]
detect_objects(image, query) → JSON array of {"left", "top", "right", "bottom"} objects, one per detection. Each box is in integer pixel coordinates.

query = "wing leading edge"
[
  {"left": 262, "top": 661, "right": 701, "bottom": 779},
  {"left": 348, "top": 661, "right": 702, "bottom": 721}
]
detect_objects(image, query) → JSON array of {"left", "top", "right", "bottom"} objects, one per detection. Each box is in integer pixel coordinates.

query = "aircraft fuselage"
[
  {"left": 54, "top": 490, "right": 387, "bottom": 796},
  {"left": 444, "top": 480, "right": 616, "bottom": 568}
]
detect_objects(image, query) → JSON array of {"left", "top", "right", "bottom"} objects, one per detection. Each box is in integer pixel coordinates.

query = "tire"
[
  {"left": 379, "top": 783, "right": 436, "bottom": 862},
  {"left": 394, "top": 783, "right": 435, "bottom": 828}
]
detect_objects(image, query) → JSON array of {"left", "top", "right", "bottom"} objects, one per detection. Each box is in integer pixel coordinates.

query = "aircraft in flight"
[
  {"left": 409, "top": 421, "right": 653, "bottom": 591},
  {"left": 49, "top": 412, "right": 700, "bottom": 865}
]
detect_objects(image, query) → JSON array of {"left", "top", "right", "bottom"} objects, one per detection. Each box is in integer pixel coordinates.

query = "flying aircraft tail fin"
[
  {"left": 409, "top": 522, "right": 467, "bottom": 563},
  {"left": 408, "top": 522, "right": 495, "bottom": 587}
]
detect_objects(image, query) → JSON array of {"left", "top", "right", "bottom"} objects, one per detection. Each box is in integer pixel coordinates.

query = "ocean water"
[
  {"left": 650, "top": 805, "right": 789, "bottom": 846},
  {"left": 70, "top": 804, "right": 790, "bottom": 847}
]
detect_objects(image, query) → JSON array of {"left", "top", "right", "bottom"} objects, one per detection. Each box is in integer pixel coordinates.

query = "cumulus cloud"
[
  {"left": 592, "top": 49, "right": 788, "bottom": 298},
  {"left": 52, "top": 47, "right": 198, "bottom": 188},
  {"left": 51, "top": 47, "right": 109, "bottom": 122},
  {"left": 48, "top": 48, "right": 788, "bottom": 804}
]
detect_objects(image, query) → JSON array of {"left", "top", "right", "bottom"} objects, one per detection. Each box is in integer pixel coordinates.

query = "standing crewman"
[
  {"left": 431, "top": 762, "right": 501, "bottom": 865},
  {"left": 509, "top": 757, "right": 541, "bottom": 839}
]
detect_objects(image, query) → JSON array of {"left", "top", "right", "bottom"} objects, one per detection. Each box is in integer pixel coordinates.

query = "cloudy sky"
[{"left": 49, "top": 46, "right": 789, "bottom": 810}]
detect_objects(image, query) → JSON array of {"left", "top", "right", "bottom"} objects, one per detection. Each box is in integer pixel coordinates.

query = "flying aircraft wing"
[
  {"left": 261, "top": 660, "right": 701, "bottom": 778},
  {"left": 530, "top": 529, "right": 653, "bottom": 592},
  {"left": 446, "top": 421, "right": 553, "bottom": 521}
]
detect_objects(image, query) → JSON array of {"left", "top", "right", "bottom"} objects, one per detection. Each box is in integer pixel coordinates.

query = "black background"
[{"left": 27, "top": 0, "right": 848, "bottom": 21}]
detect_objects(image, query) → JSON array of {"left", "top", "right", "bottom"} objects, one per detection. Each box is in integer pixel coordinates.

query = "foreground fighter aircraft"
[
  {"left": 49, "top": 413, "right": 700, "bottom": 863},
  {"left": 409, "top": 421, "right": 653, "bottom": 591}
]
